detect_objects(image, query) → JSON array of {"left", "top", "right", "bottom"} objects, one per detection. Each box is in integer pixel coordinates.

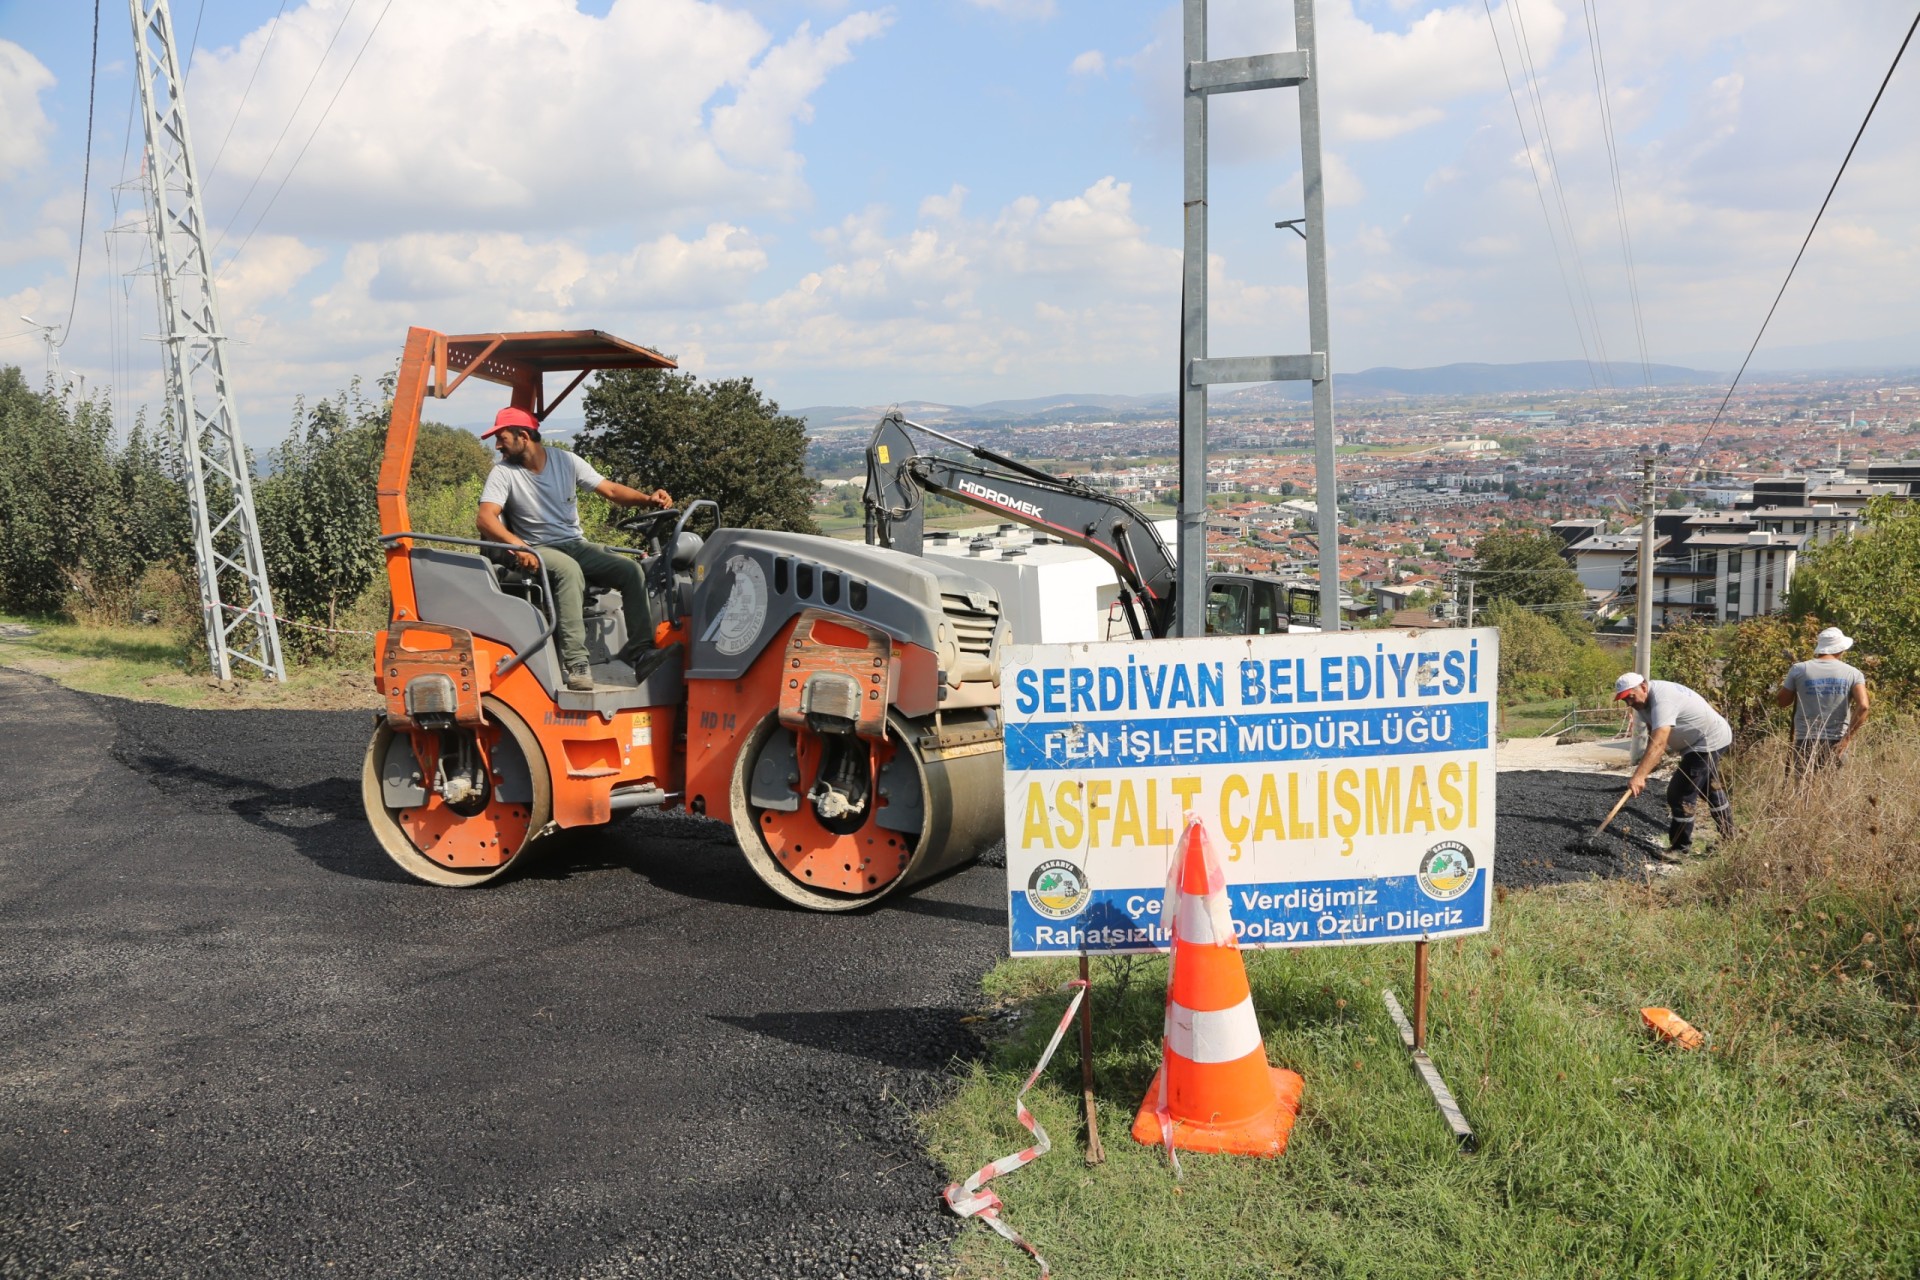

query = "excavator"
[
  {"left": 362, "top": 329, "right": 1006, "bottom": 910},
  {"left": 863, "top": 412, "right": 1320, "bottom": 640}
]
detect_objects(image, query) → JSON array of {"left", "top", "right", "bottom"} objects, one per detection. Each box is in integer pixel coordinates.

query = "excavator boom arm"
[{"left": 864, "top": 413, "right": 1178, "bottom": 637}]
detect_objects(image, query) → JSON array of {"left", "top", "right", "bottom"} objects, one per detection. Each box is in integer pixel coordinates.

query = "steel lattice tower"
[{"left": 127, "top": 0, "right": 285, "bottom": 680}]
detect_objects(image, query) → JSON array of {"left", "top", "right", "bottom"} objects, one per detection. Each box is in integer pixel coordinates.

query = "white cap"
[
  {"left": 1613, "top": 672, "right": 1646, "bottom": 700},
  {"left": 1814, "top": 627, "right": 1853, "bottom": 655}
]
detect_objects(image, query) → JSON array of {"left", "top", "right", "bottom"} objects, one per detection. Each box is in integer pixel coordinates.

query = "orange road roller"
[{"left": 363, "top": 327, "right": 1007, "bottom": 909}]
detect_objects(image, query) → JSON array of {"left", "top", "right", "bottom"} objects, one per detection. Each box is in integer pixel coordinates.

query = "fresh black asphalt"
[{"left": 0, "top": 667, "right": 1670, "bottom": 1277}]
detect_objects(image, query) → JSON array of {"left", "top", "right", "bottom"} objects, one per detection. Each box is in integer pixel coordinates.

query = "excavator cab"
[{"left": 362, "top": 328, "right": 1008, "bottom": 908}]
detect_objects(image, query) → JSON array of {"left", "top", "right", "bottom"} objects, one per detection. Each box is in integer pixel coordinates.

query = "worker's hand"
[
  {"left": 512, "top": 547, "right": 540, "bottom": 573},
  {"left": 1626, "top": 775, "right": 1647, "bottom": 798},
  {"left": 650, "top": 488, "right": 673, "bottom": 509}
]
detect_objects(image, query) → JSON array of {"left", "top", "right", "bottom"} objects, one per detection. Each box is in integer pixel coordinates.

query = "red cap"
[{"left": 482, "top": 406, "right": 538, "bottom": 439}]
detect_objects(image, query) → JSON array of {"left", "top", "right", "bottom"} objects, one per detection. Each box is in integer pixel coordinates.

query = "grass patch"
[
  {"left": 1502, "top": 695, "right": 1578, "bottom": 739},
  {"left": 0, "top": 613, "right": 378, "bottom": 711},
  {"left": 928, "top": 734, "right": 1920, "bottom": 1278}
]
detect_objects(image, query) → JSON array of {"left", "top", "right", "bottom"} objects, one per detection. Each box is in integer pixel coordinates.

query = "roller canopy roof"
[{"left": 444, "top": 330, "right": 677, "bottom": 388}]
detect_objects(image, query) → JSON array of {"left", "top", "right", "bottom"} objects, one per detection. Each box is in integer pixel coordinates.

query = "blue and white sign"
[{"left": 1002, "top": 628, "right": 1499, "bottom": 956}]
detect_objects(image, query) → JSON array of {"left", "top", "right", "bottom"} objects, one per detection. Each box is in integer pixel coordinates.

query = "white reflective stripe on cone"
[
  {"left": 1176, "top": 892, "right": 1238, "bottom": 946},
  {"left": 1176, "top": 893, "right": 1220, "bottom": 944},
  {"left": 1165, "top": 995, "right": 1263, "bottom": 1064}
]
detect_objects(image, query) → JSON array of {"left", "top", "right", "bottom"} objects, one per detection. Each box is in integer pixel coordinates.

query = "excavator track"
[{"left": 729, "top": 708, "right": 1002, "bottom": 911}]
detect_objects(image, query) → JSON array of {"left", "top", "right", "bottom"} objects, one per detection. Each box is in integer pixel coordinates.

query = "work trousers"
[
  {"left": 534, "top": 540, "right": 653, "bottom": 673},
  {"left": 1667, "top": 748, "right": 1734, "bottom": 850}
]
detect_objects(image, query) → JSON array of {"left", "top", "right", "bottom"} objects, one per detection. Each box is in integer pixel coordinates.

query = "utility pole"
[
  {"left": 18, "top": 315, "right": 59, "bottom": 383},
  {"left": 1632, "top": 456, "right": 1656, "bottom": 752},
  {"left": 1465, "top": 572, "right": 1476, "bottom": 630},
  {"left": 1178, "top": 0, "right": 1339, "bottom": 635},
  {"left": 128, "top": 0, "right": 285, "bottom": 680}
]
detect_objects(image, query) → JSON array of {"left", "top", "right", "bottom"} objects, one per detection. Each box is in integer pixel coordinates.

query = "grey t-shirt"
[
  {"left": 1637, "top": 679, "right": 1733, "bottom": 754},
  {"left": 1782, "top": 658, "right": 1865, "bottom": 742},
  {"left": 479, "top": 449, "right": 605, "bottom": 546}
]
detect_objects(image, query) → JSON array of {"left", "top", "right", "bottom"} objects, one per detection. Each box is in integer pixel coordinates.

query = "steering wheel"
[{"left": 615, "top": 507, "right": 680, "bottom": 549}]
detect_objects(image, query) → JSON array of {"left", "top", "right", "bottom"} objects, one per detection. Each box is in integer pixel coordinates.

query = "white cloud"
[
  {"left": 0, "top": 41, "right": 55, "bottom": 179},
  {"left": 184, "top": 0, "right": 889, "bottom": 238},
  {"left": 1070, "top": 50, "right": 1106, "bottom": 77}
]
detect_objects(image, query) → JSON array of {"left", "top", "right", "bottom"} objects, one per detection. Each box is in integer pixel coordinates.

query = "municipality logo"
[
  {"left": 1026, "top": 859, "right": 1090, "bottom": 920},
  {"left": 1418, "top": 841, "right": 1477, "bottom": 901}
]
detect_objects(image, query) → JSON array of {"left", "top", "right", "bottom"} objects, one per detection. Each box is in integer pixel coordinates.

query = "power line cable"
[
  {"left": 203, "top": 0, "right": 291, "bottom": 192},
  {"left": 1481, "top": 0, "right": 1600, "bottom": 392},
  {"left": 1689, "top": 7, "right": 1920, "bottom": 474},
  {"left": 216, "top": 0, "right": 399, "bottom": 281},
  {"left": 1581, "top": 0, "right": 1651, "bottom": 388},
  {"left": 184, "top": 0, "right": 207, "bottom": 77},
  {"left": 210, "top": 0, "right": 363, "bottom": 258},
  {"left": 57, "top": 0, "right": 102, "bottom": 349},
  {"left": 1507, "top": 0, "right": 1613, "bottom": 386}
]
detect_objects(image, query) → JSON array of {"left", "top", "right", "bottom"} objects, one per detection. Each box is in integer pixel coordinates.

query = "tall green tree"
[
  {"left": 409, "top": 420, "right": 493, "bottom": 496},
  {"left": 0, "top": 369, "right": 192, "bottom": 620},
  {"left": 254, "top": 384, "right": 387, "bottom": 648},
  {"left": 576, "top": 369, "right": 818, "bottom": 533},
  {"left": 1471, "top": 528, "right": 1587, "bottom": 635}
]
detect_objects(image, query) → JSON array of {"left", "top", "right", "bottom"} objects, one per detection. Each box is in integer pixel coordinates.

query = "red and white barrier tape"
[{"left": 942, "top": 978, "right": 1088, "bottom": 1279}]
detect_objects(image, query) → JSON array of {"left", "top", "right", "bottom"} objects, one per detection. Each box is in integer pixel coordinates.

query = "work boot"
[{"left": 564, "top": 665, "right": 594, "bottom": 692}]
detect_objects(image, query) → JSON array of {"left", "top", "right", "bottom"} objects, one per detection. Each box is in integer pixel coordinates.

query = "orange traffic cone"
[{"left": 1132, "top": 817, "right": 1304, "bottom": 1159}]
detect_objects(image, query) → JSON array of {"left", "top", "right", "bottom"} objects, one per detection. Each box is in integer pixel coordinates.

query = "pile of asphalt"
[
  {"left": 1493, "top": 768, "right": 1679, "bottom": 887},
  {"left": 0, "top": 679, "right": 1676, "bottom": 1278}
]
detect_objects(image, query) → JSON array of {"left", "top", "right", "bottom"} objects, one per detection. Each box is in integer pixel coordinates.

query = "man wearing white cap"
[
  {"left": 1614, "top": 672, "right": 1735, "bottom": 853},
  {"left": 1776, "top": 626, "right": 1870, "bottom": 773}
]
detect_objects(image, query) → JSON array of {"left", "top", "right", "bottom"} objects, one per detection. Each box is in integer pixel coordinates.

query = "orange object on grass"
[
  {"left": 1641, "top": 1007, "right": 1705, "bottom": 1049},
  {"left": 1132, "top": 818, "right": 1305, "bottom": 1158}
]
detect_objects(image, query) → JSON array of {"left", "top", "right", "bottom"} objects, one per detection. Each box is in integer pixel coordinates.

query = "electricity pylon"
[{"left": 127, "top": 0, "right": 285, "bottom": 680}]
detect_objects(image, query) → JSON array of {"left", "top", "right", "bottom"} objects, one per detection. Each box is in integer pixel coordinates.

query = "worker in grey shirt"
[
  {"left": 476, "top": 406, "right": 674, "bottom": 692},
  {"left": 1616, "top": 672, "right": 1735, "bottom": 853},
  {"left": 1776, "top": 626, "right": 1870, "bottom": 773}
]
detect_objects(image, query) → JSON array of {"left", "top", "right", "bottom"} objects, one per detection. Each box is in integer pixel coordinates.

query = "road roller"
[{"left": 364, "top": 327, "right": 1007, "bottom": 909}]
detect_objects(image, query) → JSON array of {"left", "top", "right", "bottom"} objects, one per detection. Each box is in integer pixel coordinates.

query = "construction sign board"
[{"left": 1001, "top": 628, "right": 1498, "bottom": 956}]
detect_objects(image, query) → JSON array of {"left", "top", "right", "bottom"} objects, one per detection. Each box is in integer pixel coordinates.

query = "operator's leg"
[
  {"left": 533, "top": 545, "right": 590, "bottom": 675},
  {"left": 570, "top": 542, "right": 655, "bottom": 663}
]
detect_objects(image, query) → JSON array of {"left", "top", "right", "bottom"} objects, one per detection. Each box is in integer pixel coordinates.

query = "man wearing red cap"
[
  {"left": 1615, "top": 672, "right": 1735, "bottom": 854},
  {"left": 476, "top": 406, "right": 674, "bottom": 692}
]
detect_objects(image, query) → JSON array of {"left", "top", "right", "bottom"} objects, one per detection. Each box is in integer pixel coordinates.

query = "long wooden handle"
[{"left": 1595, "top": 788, "right": 1634, "bottom": 834}]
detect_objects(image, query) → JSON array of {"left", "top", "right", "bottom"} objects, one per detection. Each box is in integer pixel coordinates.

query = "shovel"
[{"left": 1576, "top": 787, "right": 1635, "bottom": 853}]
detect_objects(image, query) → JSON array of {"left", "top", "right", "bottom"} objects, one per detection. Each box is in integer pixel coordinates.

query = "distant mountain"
[
  {"left": 1338, "top": 360, "right": 1718, "bottom": 396},
  {"left": 793, "top": 360, "right": 1731, "bottom": 430}
]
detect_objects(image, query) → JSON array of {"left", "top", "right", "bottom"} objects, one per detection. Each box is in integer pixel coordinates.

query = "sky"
[{"left": 0, "top": 0, "right": 1916, "bottom": 440}]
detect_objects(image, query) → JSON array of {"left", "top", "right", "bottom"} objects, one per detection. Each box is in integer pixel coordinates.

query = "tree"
[
  {"left": 577, "top": 369, "right": 818, "bottom": 533},
  {"left": 1471, "top": 528, "right": 1586, "bottom": 635},
  {"left": 254, "top": 385, "right": 387, "bottom": 650},
  {"left": 0, "top": 369, "right": 192, "bottom": 621},
  {"left": 409, "top": 420, "right": 492, "bottom": 496}
]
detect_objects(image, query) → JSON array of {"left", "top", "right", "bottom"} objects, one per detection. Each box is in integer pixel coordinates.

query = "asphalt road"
[
  {"left": 0, "top": 668, "right": 1672, "bottom": 1278},
  {"left": 0, "top": 669, "right": 1005, "bottom": 1279}
]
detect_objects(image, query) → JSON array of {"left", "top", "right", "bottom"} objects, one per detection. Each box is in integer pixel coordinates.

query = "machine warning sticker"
[
  {"left": 708, "top": 555, "right": 768, "bottom": 657},
  {"left": 1417, "top": 840, "right": 1477, "bottom": 901},
  {"left": 1025, "top": 859, "right": 1091, "bottom": 920},
  {"left": 630, "top": 713, "right": 652, "bottom": 748}
]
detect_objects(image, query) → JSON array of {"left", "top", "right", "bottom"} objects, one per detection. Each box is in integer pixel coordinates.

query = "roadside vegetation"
[
  {"left": 0, "top": 363, "right": 812, "bottom": 708},
  {"left": 928, "top": 512, "right": 1920, "bottom": 1278}
]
